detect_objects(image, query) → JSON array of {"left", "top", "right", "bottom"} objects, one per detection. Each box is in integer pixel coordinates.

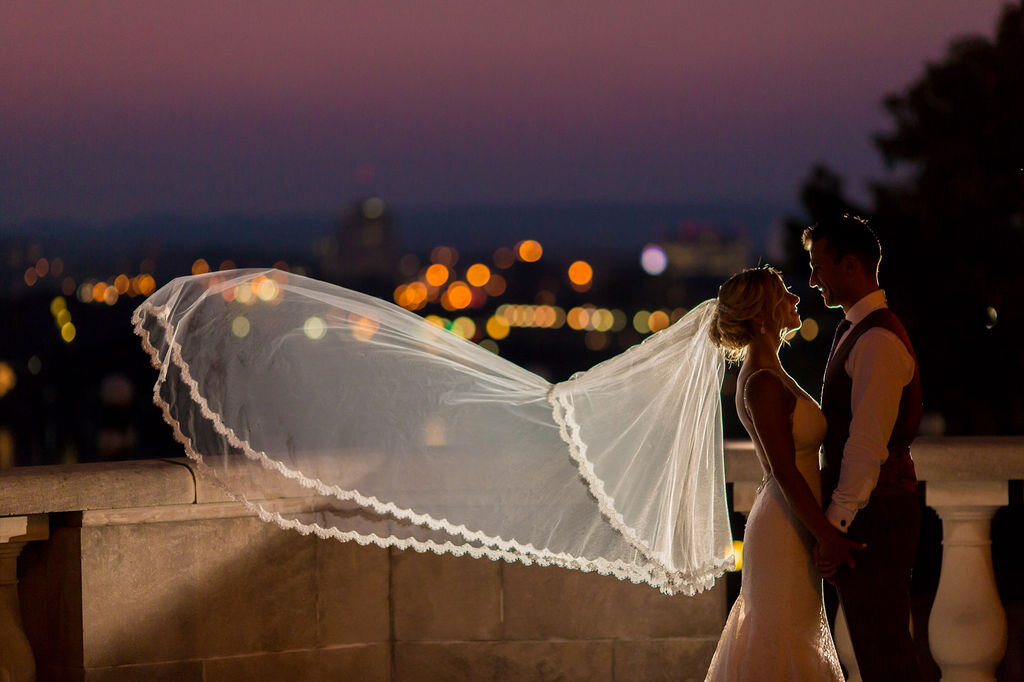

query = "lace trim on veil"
[
  {"left": 549, "top": 388, "right": 666, "bottom": 573},
  {"left": 133, "top": 300, "right": 730, "bottom": 596}
]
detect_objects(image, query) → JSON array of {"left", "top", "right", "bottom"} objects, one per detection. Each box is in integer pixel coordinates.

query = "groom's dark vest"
[{"left": 821, "top": 308, "right": 921, "bottom": 504}]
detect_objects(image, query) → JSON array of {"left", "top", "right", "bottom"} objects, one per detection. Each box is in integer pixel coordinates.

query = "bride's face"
[{"left": 771, "top": 278, "right": 802, "bottom": 333}]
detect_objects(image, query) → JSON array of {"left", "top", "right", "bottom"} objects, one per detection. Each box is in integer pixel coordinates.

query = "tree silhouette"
[
  {"left": 786, "top": 4, "right": 1023, "bottom": 433},
  {"left": 780, "top": 164, "right": 865, "bottom": 278},
  {"left": 869, "top": 3, "right": 1024, "bottom": 433}
]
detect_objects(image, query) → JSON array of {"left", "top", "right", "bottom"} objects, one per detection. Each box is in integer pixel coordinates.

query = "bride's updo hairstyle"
[{"left": 708, "top": 265, "right": 787, "bottom": 363}]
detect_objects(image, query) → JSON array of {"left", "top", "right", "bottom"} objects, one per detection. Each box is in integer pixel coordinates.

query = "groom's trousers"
[{"left": 834, "top": 491, "right": 922, "bottom": 682}]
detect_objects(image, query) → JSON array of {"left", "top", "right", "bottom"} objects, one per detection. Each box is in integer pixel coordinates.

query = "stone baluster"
[
  {"left": 1, "top": 515, "right": 48, "bottom": 682},
  {"left": 927, "top": 481, "right": 1007, "bottom": 681}
]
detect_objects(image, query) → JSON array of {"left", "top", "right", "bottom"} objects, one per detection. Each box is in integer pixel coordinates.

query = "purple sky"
[{"left": 0, "top": 1, "right": 1009, "bottom": 221}]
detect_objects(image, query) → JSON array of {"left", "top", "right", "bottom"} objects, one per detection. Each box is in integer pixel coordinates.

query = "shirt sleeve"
[{"left": 825, "top": 328, "right": 915, "bottom": 532}]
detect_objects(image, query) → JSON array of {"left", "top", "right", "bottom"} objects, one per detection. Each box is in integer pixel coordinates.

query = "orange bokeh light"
[
  {"left": 648, "top": 310, "right": 671, "bottom": 333},
  {"left": 447, "top": 281, "right": 472, "bottom": 309},
  {"left": 395, "top": 281, "right": 429, "bottom": 310},
  {"left": 567, "top": 307, "right": 590, "bottom": 331},
  {"left": 493, "top": 247, "right": 515, "bottom": 269},
  {"left": 568, "top": 261, "right": 593, "bottom": 286},
  {"left": 516, "top": 240, "right": 543, "bottom": 263},
  {"left": 431, "top": 246, "right": 458, "bottom": 267},
  {"left": 192, "top": 259, "right": 210, "bottom": 276},
  {"left": 425, "top": 264, "right": 450, "bottom": 287},
  {"left": 466, "top": 264, "right": 491, "bottom": 288},
  {"left": 484, "top": 274, "right": 507, "bottom": 297},
  {"left": 137, "top": 275, "right": 156, "bottom": 296},
  {"left": 351, "top": 315, "right": 380, "bottom": 342}
]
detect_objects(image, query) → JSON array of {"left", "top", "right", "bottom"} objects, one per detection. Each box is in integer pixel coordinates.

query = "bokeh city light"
[
  {"left": 466, "top": 264, "right": 491, "bottom": 288},
  {"left": 641, "top": 245, "right": 669, "bottom": 275},
  {"left": 516, "top": 240, "right": 543, "bottom": 263}
]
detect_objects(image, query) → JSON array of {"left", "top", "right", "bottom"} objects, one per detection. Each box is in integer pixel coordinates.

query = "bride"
[
  {"left": 705, "top": 266, "right": 858, "bottom": 680},
  {"left": 134, "top": 263, "right": 852, "bottom": 675}
]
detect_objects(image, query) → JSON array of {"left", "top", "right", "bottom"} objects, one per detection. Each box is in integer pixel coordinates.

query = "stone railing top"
[
  {"left": 724, "top": 435, "right": 1024, "bottom": 484},
  {"left": 0, "top": 458, "right": 196, "bottom": 516},
  {"left": 0, "top": 436, "right": 1021, "bottom": 517}
]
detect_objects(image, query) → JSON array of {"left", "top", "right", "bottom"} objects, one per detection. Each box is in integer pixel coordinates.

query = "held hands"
[{"left": 813, "top": 529, "right": 867, "bottom": 582}]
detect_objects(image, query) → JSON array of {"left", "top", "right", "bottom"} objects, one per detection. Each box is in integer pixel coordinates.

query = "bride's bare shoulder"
[{"left": 737, "top": 368, "right": 795, "bottom": 421}]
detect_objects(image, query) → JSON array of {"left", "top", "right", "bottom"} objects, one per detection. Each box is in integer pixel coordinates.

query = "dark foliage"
[
  {"left": 788, "top": 3, "right": 1024, "bottom": 434},
  {"left": 870, "top": 3, "right": 1024, "bottom": 433}
]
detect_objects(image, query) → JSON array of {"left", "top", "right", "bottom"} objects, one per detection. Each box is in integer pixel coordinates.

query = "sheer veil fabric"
[{"left": 133, "top": 269, "right": 734, "bottom": 595}]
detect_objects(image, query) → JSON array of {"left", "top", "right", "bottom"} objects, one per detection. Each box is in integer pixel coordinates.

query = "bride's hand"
[
  {"left": 814, "top": 530, "right": 866, "bottom": 579},
  {"left": 813, "top": 544, "right": 840, "bottom": 581}
]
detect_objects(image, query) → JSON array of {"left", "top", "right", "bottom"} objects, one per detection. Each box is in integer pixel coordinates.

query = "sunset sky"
[{"left": 0, "top": 1, "right": 1010, "bottom": 222}]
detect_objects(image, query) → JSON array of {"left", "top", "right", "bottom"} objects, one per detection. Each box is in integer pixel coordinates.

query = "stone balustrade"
[{"left": 0, "top": 436, "right": 1020, "bottom": 681}]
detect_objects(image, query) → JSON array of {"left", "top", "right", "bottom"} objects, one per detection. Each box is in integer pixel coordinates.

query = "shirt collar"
[{"left": 845, "top": 289, "right": 888, "bottom": 325}]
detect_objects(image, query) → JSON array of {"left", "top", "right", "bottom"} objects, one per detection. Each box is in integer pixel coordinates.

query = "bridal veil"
[{"left": 133, "top": 269, "right": 734, "bottom": 595}]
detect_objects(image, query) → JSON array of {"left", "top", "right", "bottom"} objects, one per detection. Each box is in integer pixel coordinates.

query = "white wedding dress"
[{"left": 705, "top": 383, "right": 843, "bottom": 681}]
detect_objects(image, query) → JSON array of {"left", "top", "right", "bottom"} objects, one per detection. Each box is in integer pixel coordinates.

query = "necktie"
[{"left": 827, "top": 318, "right": 852, "bottom": 364}]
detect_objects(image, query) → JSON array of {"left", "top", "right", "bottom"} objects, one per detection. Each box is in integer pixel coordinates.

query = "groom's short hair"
[{"left": 801, "top": 214, "right": 881, "bottom": 274}]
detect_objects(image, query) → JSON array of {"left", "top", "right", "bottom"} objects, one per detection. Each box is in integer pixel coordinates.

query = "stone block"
[
  {"left": 202, "top": 644, "right": 389, "bottom": 682},
  {"left": 612, "top": 638, "right": 719, "bottom": 681},
  {"left": 79, "top": 516, "right": 318, "bottom": 666},
  {"left": 317, "top": 539, "right": 391, "bottom": 644},
  {"left": 84, "top": 660, "right": 203, "bottom": 682},
  {"left": 18, "top": 525, "right": 84, "bottom": 667},
  {"left": 395, "top": 640, "right": 612, "bottom": 681},
  {"left": 502, "top": 563, "right": 725, "bottom": 640},
  {"left": 392, "top": 549, "right": 501, "bottom": 641}
]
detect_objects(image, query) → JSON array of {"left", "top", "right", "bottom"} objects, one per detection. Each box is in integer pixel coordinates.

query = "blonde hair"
[{"left": 708, "top": 266, "right": 789, "bottom": 363}]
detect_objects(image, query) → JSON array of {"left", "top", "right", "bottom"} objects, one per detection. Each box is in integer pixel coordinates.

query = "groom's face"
[{"left": 808, "top": 239, "right": 843, "bottom": 309}]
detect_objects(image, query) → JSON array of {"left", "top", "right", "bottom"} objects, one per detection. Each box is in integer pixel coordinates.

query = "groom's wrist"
[{"left": 825, "top": 503, "right": 854, "bottom": 533}]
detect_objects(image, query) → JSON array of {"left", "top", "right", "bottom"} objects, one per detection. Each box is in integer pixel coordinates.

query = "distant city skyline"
[{"left": 1, "top": 1, "right": 1009, "bottom": 225}]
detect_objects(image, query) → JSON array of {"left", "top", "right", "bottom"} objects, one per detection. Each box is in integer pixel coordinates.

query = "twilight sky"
[{"left": 0, "top": 1, "right": 1010, "bottom": 222}]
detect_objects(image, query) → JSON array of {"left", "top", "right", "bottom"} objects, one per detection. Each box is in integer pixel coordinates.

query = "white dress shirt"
[{"left": 825, "top": 290, "right": 916, "bottom": 532}]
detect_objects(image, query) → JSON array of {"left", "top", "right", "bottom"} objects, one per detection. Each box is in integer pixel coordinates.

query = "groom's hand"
[{"left": 814, "top": 531, "right": 867, "bottom": 580}]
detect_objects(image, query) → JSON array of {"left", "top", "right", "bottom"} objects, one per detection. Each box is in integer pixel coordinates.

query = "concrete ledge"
[
  {"left": 0, "top": 459, "right": 196, "bottom": 515},
  {"left": 724, "top": 436, "right": 1024, "bottom": 484},
  {"left": 2, "top": 436, "right": 1019, "bottom": 519},
  {"left": 911, "top": 437, "right": 1024, "bottom": 481}
]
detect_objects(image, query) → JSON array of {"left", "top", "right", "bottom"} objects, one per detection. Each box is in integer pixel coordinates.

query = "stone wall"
[
  {"left": 9, "top": 438, "right": 1020, "bottom": 681},
  {"left": 17, "top": 496, "right": 725, "bottom": 681}
]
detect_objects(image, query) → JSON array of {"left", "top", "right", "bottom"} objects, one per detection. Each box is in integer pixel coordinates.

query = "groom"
[{"left": 803, "top": 214, "right": 922, "bottom": 681}]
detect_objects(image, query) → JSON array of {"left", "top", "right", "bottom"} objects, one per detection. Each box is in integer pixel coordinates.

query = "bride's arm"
[{"left": 744, "top": 371, "right": 858, "bottom": 560}]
